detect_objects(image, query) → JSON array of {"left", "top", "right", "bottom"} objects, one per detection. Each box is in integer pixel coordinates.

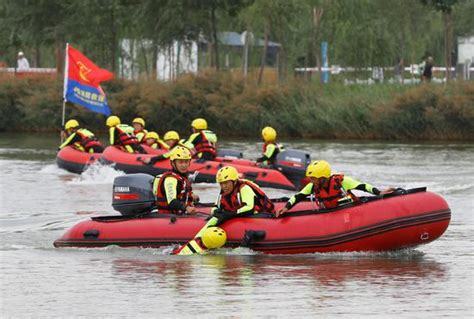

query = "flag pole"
[{"left": 61, "top": 43, "right": 69, "bottom": 143}]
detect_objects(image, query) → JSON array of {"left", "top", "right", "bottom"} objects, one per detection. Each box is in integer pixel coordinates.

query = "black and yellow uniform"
[
  {"left": 183, "top": 130, "right": 218, "bottom": 160},
  {"left": 194, "top": 179, "right": 274, "bottom": 238},
  {"left": 146, "top": 140, "right": 169, "bottom": 150},
  {"left": 134, "top": 128, "right": 148, "bottom": 143},
  {"left": 109, "top": 124, "right": 145, "bottom": 154},
  {"left": 153, "top": 170, "right": 194, "bottom": 214},
  {"left": 285, "top": 175, "right": 381, "bottom": 210},
  {"left": 59, "top": 128, "right": 103, "bottom": 153},
  {"left": 256, "top": 142, "right": 285, "bottom": 166}
]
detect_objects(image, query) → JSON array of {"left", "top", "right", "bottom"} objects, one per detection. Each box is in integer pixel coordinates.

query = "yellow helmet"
[
  {"left": 106, "top": 116, "right": 121, "bottom": 127},
  {"left": 216, "top": 166, "right": 239, "bottom": 183},
  {"left": 262, "top": 126, "right": 277, "bottom": 142},
  {"left": 145, "top": 131, "right": 159, "bottom": 140},
  {"left": 170, "top": 146, "right": 192, "bottom": 161},
  {"left": 132, "top": 117, "right": 145, "bottom": 127},
  {"left": 191, "top": 118, "right": 208, "bottom": 130},
  {"left": 201, "top": 227, "right": 227, "bottom": 249},
  {"left": 163, "top": 130, "right": 180, "bottom": 141},
  {"left": 306, "top": 160, "right": 331, "bottom": 178},
  {"left": 65, "top": 119, "right": 79, "bottom": 130}
]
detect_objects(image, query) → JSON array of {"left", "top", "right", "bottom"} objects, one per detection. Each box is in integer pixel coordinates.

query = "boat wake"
[{"left": 68, "top": 162, "right": 125, "bottom": 185}]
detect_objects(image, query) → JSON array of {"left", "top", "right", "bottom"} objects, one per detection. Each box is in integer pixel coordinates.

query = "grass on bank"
[{"left": 0, "top": 72, "right": 473, "bottom": 141}]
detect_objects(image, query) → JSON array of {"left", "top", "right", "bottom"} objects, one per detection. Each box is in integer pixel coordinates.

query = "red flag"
[
  {"left": 63, "top": 44, "right": 114, "bottom": 115},
  {"left": 67, "top": 45, "right": 113, "bottom": 87}
]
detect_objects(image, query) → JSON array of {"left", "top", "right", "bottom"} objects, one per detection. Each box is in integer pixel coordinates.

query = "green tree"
[{"left": 421, "top": 0, "right": 459, "bottom": 81}]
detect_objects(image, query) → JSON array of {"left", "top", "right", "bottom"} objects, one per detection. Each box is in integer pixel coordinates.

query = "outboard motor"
[
  {"left": 275, "top": 149, "right": 311, "bottom": 189},
  {"left": 112, "top": 173, "right": 156, "bottom": 216},
  {"left": 217, "top": 148, "right": 244, "bottom": 159}
]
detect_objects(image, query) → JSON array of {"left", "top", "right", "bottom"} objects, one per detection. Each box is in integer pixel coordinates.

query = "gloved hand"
[
  {"left": 188, "top": 171, "right": 199, "bottom": 183},
  {"left": 212, "top": 209, "right": 235, "bottom": 224}
]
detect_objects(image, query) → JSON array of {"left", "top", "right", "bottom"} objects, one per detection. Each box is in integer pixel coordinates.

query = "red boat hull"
[
  {"left": 101, "top": 146, "right": 302, "bottom": 190},
  {"left": 54, "top": 190, "right": 451, "bottom": 254},
  {"left": 56, "top": 146, "right": 101, "bottom": 174}
]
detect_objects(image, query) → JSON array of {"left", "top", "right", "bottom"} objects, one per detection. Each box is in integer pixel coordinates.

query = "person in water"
[
  {"left": 152, "top": 146, "right": 198, "bottom": 214},
  {"left": 256, "top": 126, "right": 285, "bottom": 167},
  {"left": 276, "top": 160, "right": 395, "bottom": 217},
  {"left": 183, "top": 118, "right": 218, "bottom": 161},
  {"left": 131, "top": 117, "right": 148, "bottom": 143},
  {"left": 142, "top": 131, "right": 188, "bottom": 164},
  {"left": 193, "top": 165, "right": 275, "bottom": 238},
  {"left": 59, "top": 119, "right": 103, "bottom": 153},
  {"left": 142, "top": 132, "right": 169, "bottom": 150},
  {"left": 106, "top": 115, "right": 145, "bottom": 154}
]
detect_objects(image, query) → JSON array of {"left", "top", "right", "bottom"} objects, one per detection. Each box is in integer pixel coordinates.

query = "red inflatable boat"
[
  {"left": 101, "top": 146, "right": 308, "bottom": 190},
  {"left": 56, "top": 146, "right": 102, "bottom": 174},
  {"left": 54, "top": 188, "right": 451, "bottom": 254}
]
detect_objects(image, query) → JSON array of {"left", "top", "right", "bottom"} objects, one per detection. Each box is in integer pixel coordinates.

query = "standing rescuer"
[
  {"left": 106, "top": 115, "right": 145, "bottom": 154},
  {"left": 59, "top": 119, "right": 103, "bottom": 153},
  {"left": 132, "top": 117, "right": 148, "bottom": 143},
  {"left": 256, "top": 126, "right": 285, "bottom": 167},
  {"left": 276, "top": 160, "right": 395, "bottom": 217},
  {"left": 183, "top": 118, "right": 218, "bottom": 160},
  {"left": 152, "top": 146, "right": 198, "bottom": 214}
]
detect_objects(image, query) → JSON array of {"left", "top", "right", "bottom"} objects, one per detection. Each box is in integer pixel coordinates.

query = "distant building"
[
  {"left": 458, "top": 36, "right": 474, "bottom": 65},
  {"left": 119, "top": 32, "right": 281, "bottom": 81},
  {"left": 457, "top": 36, "right": 474, "bottom": 80}
]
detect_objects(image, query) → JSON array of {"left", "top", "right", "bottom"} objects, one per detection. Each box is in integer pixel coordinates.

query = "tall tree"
[{"left": 421, "top": 0, "right": 458, "bottom": 81}]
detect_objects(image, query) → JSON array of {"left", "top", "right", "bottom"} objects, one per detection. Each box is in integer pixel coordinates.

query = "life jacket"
[
  {"left": 218, "top": 179, "right": 275, "bottom": 214},
  {"left": 75, "top": 128, "right": 102, "bottom": 151},
  {"left": 142, "top": 140, "right": 167, "bottom": 150},
  {"left": 193, "top": 130, "right": 217, "bottom": 158},
  {"left": 116, "top": 124, "right": 139, "bottom": 146},
  {"left": 262, "top": 142, "right": 284, "bottom": 164},
  {"left": 134, "top": 129, "right": 148, "bottom": 143},
  {"left": 154, "top": 171, "right": 193, "bottom": 214},
  {"left": 313, "top": 174, "right": 357, "bottom": 209}
]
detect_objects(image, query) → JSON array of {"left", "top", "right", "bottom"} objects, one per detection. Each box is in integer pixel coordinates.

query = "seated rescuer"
[
  {"left": 132, "top": 117, "right": 148, "bottom": 143},
  {"left": 152, "top": 146, "right": 199, "bottom": 214},
  {"left": 193, "top": 166, "right": 275, "bottom": 239},
  {"left": 59, "top": 119, "right": 104, "bottom": 153},
  {"left": 183, "top": 118, "right": 218, "bottom": 160},
  {"left": 106, "top": 115, "right": 145, "bottom": 154},
  {"left": 143, "top": 131, "right": 186, "bottom": 164},
  {"left": 256, "top": 126, "right": 285, "bottom": 167},
  {"left": 276, "top": 160, "right": 395, "bottom": 217},
  {"left": 143, "top": 132, "right": 169, "bottom": 150}
]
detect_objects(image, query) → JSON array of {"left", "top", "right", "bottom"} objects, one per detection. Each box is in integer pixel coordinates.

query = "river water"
[{"left": 0, "top": 133, "right": 472, "bottom": 318}]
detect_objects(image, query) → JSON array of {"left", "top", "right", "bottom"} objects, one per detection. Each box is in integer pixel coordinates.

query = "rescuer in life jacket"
[
  {"left": 276, "top": 160, "right": 395, "bottom": 217},
  {"left": 131, "top": 117, "right": 148, "bottom": 143},
  {"left": 173, "top": 226, "right": 228, "bottom": 255},
  {"left": 59, "top": 119, "right": 104, "bottom": 153},
  {"left": 106, "top": 115, "right": 145, "bottom": 154},
  {"left": 256, "top": 126, "right": 285, "bottom": 167},
  {"left": 142, "top": 131, "right": 187, "bottom": 164},
  {"left": 193, "top": 165, "right": 275, "bottom": 239},
  {"left": 142, "top": 132, "right": 169, "bottom": 150},
  {"left": 183, "top": 118, "right": 218, "bottom": 161},
  {"left": 152, "top": 146, "right": 199, "bottom": 215}
]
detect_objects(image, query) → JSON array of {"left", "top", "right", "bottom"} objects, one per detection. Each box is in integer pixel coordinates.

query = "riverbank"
[{"left": 1, "top": 73, "right": 473, "bottom": 140}]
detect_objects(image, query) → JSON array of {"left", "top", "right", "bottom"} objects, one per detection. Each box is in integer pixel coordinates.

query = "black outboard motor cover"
[
  {"left": 112, "top": 173, "right": 155, "bottom": 216},
  {"left": 217, "top": 148, "right": 244, "bottom": 159},
  {"left": 275, "top": 149, "right": 311, "bottom": 188}
]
